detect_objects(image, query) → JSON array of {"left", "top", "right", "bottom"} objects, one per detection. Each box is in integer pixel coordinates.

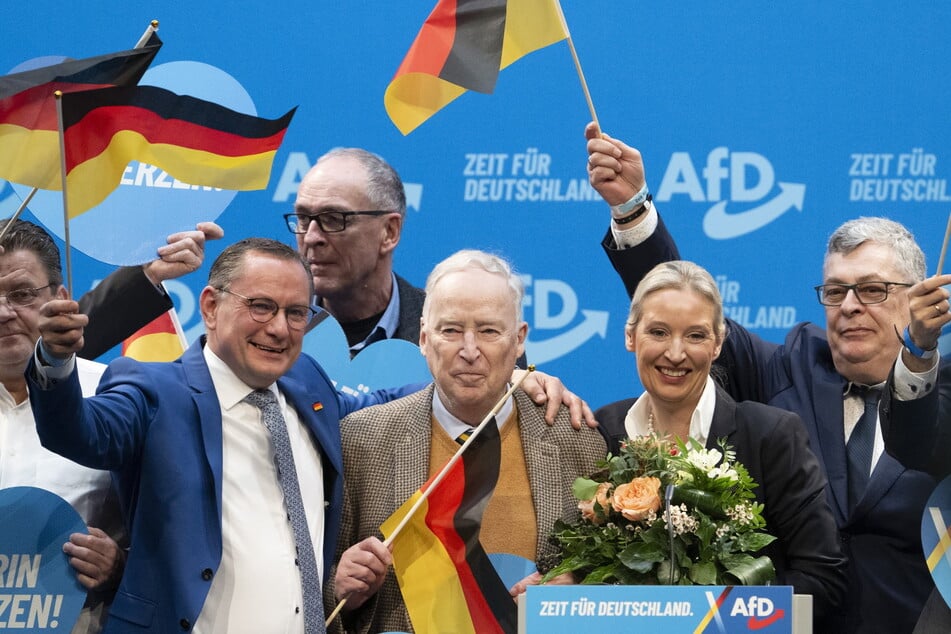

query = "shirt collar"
[
  {"left": 347, "top": 272, "right": 401, "bottom": 354},
  {"left": 624, "top": 375, "right": 717, "bottom": 445},
  {"left": 431, "top": 386, "right": 513, "bottom": 440},
  {"left": 203, "top": 345, "right": 279, "bottom": 411}
]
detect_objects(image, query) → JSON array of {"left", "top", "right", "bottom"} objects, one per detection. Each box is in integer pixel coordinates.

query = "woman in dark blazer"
[{"left": 596, "top": 260, "right": 847, "bottom": 630}]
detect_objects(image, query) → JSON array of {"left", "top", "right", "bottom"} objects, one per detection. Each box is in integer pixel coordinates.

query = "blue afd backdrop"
[{"left": 2, "top": 1, "right": 949, "bottom": 409}]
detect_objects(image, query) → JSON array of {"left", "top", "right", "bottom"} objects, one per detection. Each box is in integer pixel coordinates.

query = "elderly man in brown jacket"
[{"left": 326, "top": 249, "right": 606, "bottom": 633}]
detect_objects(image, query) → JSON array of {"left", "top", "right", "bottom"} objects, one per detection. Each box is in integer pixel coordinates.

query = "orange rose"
[
  {"left": 578, "top": 482, "right": 613, "bottom": 524},
  {"left": 612, "top": 476, "right": 662, "bottom": 521}
]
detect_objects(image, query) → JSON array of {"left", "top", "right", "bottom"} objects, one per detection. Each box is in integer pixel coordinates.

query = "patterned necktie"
[
  {"left": 244, "top": 389, "right": 324, "bottom": 633},
  {"left": 846, "top": 386, "right": 880, "bottom": 510}
]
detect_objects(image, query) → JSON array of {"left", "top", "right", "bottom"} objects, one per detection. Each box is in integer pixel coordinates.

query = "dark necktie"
[
  {"left": 455, "top": 428, "right": 475, "bottom": 445},
  {"left": 846, "top": 386, "right": 880, "bottom": 510},
  {"left": 244, "top": 389, "right": 324, "bottom": 633}
]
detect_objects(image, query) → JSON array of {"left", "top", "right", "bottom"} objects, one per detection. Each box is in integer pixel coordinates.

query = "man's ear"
[
  {"left": 198, "top": 286, "right": 219, "bottom": 330},
  {"left": 380, "top": 213, "right": 403, "bottom": 256}
]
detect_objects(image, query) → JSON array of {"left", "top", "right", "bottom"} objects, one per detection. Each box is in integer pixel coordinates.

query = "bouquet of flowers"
[{"left": 541, "top": 435, "right": 777, "bottom": 586}]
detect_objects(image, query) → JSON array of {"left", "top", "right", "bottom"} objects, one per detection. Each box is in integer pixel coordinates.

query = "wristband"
[
  {"left": 903, "top": 326, "right": 936, "bottom": 360},
  {"left": 614, "top": 195, "right": 652, "bottom": 226},
  {"left": 610, "top": 183, "right": 650, "bottom": 218}
]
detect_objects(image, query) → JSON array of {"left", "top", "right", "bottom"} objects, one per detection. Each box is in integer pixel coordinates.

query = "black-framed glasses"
[
  {"left": 217, "top": 288, "right": 315, "bottom": 330},
  {"left": 283, "top": 211, "right": 392, "bottom": 234},
  {"left": 814, "top": 281, "right": 912, "bottom": 306},
  {"left": 0, "top": 283, "right": 54, "bottom": 308}
]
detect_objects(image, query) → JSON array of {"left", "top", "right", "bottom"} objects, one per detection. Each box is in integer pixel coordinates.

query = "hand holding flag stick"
[{"left": 324, "top": 366, "right": 536, "bottom": 628}]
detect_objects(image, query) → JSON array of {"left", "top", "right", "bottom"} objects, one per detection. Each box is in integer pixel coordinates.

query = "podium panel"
[{"left": 519, "top": 585, "right": 812, "bottom": 634}]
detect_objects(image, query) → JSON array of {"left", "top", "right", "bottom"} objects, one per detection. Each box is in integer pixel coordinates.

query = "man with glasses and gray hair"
[
  {"left": 584, "top": 123, "right": 951, "bottom": 633},
  {"left": 285, "top": 148, "right": 421, "bottom": 358}
]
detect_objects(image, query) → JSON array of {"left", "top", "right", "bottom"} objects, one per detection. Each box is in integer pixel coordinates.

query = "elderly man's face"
[
  {"left": 823, "top": 242, "right": 911, "bottom": 385},
  {"left": 201, "top": 253, "right": 311, "bottom": 389},
  {"left": 293, "top": 156, "right": 401, "bottom": 304},
  {"left": 0, "top": 249, "right": 64, "bottom": 382},
  {"left": 420, "top": 269, "right": 527, "bottom": 426}
]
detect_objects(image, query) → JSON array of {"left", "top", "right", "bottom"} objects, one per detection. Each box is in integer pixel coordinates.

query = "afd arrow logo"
[
  {"left": 524, "top": 309, "right": 609, "bottom": 364},
  {"left": 702, "top": 182, "right": 805, "bottom": 240}
]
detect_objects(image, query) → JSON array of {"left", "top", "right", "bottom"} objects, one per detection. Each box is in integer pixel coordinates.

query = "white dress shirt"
[{"left": 193, "top": 347, "right": 325, "bottom": 634}]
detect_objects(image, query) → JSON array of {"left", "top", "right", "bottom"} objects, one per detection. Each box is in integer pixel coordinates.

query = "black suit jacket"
[
  {"left": 597, "top": 386, "right": 847, "bottom": 625},
  {"left": 78, "top": 266, "right": 174, "bottom": 360}
]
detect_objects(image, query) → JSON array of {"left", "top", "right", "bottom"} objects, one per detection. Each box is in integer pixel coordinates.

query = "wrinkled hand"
[
  {"left": 585, "top": 121, "right": 646, "bottom": 206},
  {"left": 334, "top": 537, "right": 392, "bottom": 610},
  {"left": 64, "top": 527, "right": 126, "bottom": 591},
  {"left": 906, "top": 273, "right": 951, "bottom": 357},
  {"left": 514, "top": 368, "right": 597, "bottom": 430},
  {"left": 39, "top": 298, "right": 87, "bottom": 358},
  {"left": 509, "top": 570, "right": 575, "bottom": 598},
  {"left": 143, "top": 221, "right": 224, "bottom": 285}
]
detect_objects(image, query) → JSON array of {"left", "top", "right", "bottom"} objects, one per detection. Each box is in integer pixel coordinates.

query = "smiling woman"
[{"left": 594, "top": 260, "right": 848, "bottom": 627}]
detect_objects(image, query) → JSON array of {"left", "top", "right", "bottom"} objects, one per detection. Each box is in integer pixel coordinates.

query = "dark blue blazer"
[
  {"left": 28, "top": 338, "right": 408, "bottom": 633},
  {"left": 603, "top": 222, "right": 950, "bottom": 633}
]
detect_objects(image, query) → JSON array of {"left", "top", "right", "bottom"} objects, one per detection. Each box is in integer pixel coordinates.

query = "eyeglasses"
[
  {"left": 283, "top": 211, "right": 392, "bottom": 234},
  {"left": 814, "top": 281, "right": 912, "bottom": 306},
  {"left": 0, "top": 284, "right": 54, "bottom": 308},
  {"left": 217, "top": 288, "right": 315, "bottom": 330}
]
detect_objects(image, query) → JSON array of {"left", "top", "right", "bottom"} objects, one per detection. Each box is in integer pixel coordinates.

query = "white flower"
[{"left": 687, "top": 447, "right": 723, "bottom": 471}]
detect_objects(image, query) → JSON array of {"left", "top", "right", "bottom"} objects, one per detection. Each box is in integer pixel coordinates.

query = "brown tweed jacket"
[{"left": 325, "top": 384, "right": 606, "bottom": 634}]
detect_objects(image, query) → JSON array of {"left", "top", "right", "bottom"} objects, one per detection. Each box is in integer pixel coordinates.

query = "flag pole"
[
  {"left": 324, "top": 366, "right": 536, "bottom": 628},
  {"left": 0, "top": 188, "right": 38, "bottom": 243},
  {"left": 936, "top": 211, "right": 951, "bottom": 276},
  {"left": 134, "top": 20, "right": 160, "bottom": 48},
  {"left": 54, "top": 90, "right": 74, "bottom": 295},
  {"left": 552, "top": 0, "right": 600, "bottom": 132}
]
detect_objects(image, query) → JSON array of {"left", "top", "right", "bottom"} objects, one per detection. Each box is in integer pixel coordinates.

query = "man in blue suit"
[
  {"left": 584, "top": 123, "right": 951, "bottom": 633},
  {"left": 27, "top": 237, "right": 413, "bottom": 633}
]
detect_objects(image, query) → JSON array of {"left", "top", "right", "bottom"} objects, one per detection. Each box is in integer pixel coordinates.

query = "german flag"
[
  {"left": 384, "top": 0, "right": 568, "bottom": 135},
  {"left": 58, "top": 85, "right": 295, "bottom": 216},
  {"left": 380, "top": 419, "right": 516, "bottom": 634},
  {"left": 0, "top": 34, "right": 161, "bottom": 190},
  {"left": 122, "top": 308, "right": 186, "bottom": 362}
]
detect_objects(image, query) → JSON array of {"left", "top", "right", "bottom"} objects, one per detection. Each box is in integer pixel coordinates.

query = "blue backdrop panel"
[{"left": 2, "top": 1, "right": 949, "bottom": 409}]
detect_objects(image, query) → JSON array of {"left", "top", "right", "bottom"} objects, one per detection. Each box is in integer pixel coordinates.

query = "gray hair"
[
  {"left": 208, "top": 237, "right": 312, "bottom": 297},
  {"left": 825, "top": 217, "right": 925, "bottom": 283},
  {"left": 627, "top": 260, "right": 726, "bottom": 341},
  {"left": 317, "top": 148, "right": 406, "bottom": 216},
  {"left": 423, "top": 249, "right": 524, "bottom": 323}
]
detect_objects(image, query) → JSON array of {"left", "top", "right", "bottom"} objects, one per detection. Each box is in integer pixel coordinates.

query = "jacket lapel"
[
  {"left": 515, "top": 391, "right": 564, "bottom": 562},
  {"left": 810, "top": 375, "right": 851, "bottom": 524},
  {"left": 181, "top": 338, "right": 225, "bottom": 526},
  {"left": 393, "top": 386, "right": 434, "bottom": 507}
]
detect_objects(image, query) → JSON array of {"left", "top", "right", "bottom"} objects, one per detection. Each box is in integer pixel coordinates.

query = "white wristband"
[{"left": 610, "top": 184, "right": 649, "bottom": 219}]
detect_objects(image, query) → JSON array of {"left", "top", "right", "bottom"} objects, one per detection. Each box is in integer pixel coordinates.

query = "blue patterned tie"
[
  {"left": 245, "top": 389, "right": 325, "bottom": 633},
  {"left": 846, "top": 386, "right": 880, "bottom": 511}
]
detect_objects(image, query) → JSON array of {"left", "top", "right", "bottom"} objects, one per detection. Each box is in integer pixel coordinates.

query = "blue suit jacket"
[
  {"left": 28, "top": 338, "right": 408, "bottom": 633},
  {"left": 604, "top": 222, "right": 950, "bottom": 633}
]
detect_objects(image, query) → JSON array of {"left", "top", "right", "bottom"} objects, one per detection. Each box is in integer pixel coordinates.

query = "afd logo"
[
  {"left": 273, "top": 153, "right": 423, "bottom": 212},
  {"left": 521, "top": 275, "right": 608, "bottom": 364},
  {"left": 729, "top": 595, "right": 786, "bottom": 630},
  {"left": 656, "top": 148, "right": 806, "bottom": 240}
]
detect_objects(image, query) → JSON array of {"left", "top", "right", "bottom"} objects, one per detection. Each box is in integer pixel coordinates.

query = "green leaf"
[
  {"left": 573, "top": 477, "right": 600, "bottom": 501},
  {"left": 618, "top": 541, "right": 664, "bottom": 572},
  {"left": 737, "top": 531, "right": 778, "bottom": 552},
  {"left": 670, "top": 486, "right": 726, "bottom": 518},
  {"left": 723, "top": 556, "right": 776, "bottom": 585},
  {"left": 689, "top": 561, "right": 717, "bottom": 585}
]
